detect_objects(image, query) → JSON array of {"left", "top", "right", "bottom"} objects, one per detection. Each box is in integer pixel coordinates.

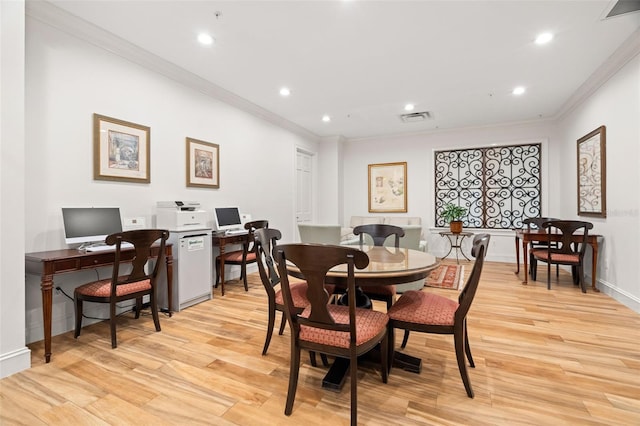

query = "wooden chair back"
[
  {"left": 353, "top": 224, "right": 404, "bottom": 247},
  {"left": 541, "top": 220, "right": 593, "bottom": 258},
  {"left": 254, "top": 228, "right": 282, "bottom": 295},
  {"left": 456, "top": 233, "right": 490, "bottom": 323}
]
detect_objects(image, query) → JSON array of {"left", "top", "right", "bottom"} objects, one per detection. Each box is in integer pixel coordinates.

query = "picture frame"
[
  {"left": 368, "top": 162, "right": 407, "bottom": 213},
  {"left": 577, "top": 126, "right": 606, "bottom": 217},
  {"left": 93, "top": 113, "right": 150, "bottom": 183},
  {"left": 186, "top": 137, "right": 219, "bottom": 188}
]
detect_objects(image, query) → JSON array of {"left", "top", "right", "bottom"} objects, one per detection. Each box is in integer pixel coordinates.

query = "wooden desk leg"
[
  {"left": 41, "top": 274, "right": 54, "bottom": 363},
  {"left": 219, "top": 245, "right": 226, "bottom": 296},
  {"left": 165, "top": 253, "right": 174, "bottom": 315},
  {"left": 514, "top": 236, "right": 520, "bottom": 275},
  {"left": 591, "top": 242, "right": 600, "bottom": 292},
  {"left": 522, "top": 239, "right": 529, "bottom": 285}
]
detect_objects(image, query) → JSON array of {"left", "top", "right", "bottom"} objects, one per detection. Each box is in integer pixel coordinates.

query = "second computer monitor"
[{"left": 214, "top": 207, "right": 242, "bottom": 232}]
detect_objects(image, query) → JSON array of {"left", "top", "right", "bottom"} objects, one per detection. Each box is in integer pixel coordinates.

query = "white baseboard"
[{"left": 0, "top": 347, "right": 31, "bottom": 379}]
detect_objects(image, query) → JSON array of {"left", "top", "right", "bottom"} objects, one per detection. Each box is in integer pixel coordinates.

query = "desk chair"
[
  {"left": 275, "top": 243, "right": 388, "bottom": 426},
  {"left": 523, "top": 217, "right": 560, "bottom": 278},
  {"left": 215, "top": 220, "right": 268, "bottom": 295},
  {"left": 73, "top": 229, "right": 169, "bottom": 348},
  {"left": 530, "top": 220, "right": 593, "bottom": 293},
  {"left": 388, "top": 234, "right": 490, "bottom": 398}
]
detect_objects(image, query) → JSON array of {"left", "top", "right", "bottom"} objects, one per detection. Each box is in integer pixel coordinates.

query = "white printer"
[{"left": 156, "top": 201, "right": 209, "bottom": 231}]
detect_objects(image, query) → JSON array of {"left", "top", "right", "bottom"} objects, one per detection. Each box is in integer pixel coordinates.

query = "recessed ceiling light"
[
  {"left": 512, "top": 86, "right": 526, "bottom": 95},
  {"left": 322, "top": 115, "right": 331, "bottom": 123},
  {"left": 535, "top": 32, "right": 553, "bottom": 45},
  {"left": 197, "top": 33, "right": 214, "bottom": 46},
  {"left": 279, "top": 87, "right": 291, "bottom": 97},
  {"left": 404, "top": 103, "right": 415, "bottom": 111}
]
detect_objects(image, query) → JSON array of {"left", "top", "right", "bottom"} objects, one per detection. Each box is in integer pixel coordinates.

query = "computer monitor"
[
  {"left": 214, "top": 207, "right": 242, "bottom": 232},
  {"left": 62, "top": 207, "right": 123, "bottom": 246}
]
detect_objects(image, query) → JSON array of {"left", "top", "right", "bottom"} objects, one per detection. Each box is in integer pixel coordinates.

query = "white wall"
[
  {"left": 342, "top": 122, "right": 560, "bottom": 263},
  {"left": 22, "top": 17, "right": 318, "bottom": 347},
  {"left": 0, "top": 0, "right": 31, "bottom": 379},
  {"left": 555, "top": 53, "right": 640, "bottom": 311}
]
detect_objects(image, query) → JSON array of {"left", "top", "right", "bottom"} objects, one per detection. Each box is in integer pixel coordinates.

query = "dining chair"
[
  {"left": 352, "top": 224, "right": 404, "bottom": 309},
  {"left": 523, "top": 217, "right": 560, "bottom": 278},
  {"left": 388, "top": 233, "right": 490, "bottom": 398},
  {"left": 215, "top": 220, "right": 268, "bottom": 294},
  {"left": 275, "top": 243, "right": 389, "bottom": 425},
  {"left": 253, "top": 228, "right": 336, "bottom": 356},
  {"left": 530, "top": 220, "right": 593, "bottom": 293},
  {"left": 73, "top": 229, "right": 170, "bottom": 348}
]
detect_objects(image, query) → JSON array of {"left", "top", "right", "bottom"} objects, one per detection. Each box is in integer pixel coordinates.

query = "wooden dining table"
[
  {"left": 514, "top": 229, "right": 602, "bottom": 291},
  {"left": 287, "top": 245, "right": 439, "bottom": 390}
]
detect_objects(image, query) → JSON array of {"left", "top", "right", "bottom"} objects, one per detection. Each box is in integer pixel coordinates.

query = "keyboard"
[
  {"left": 85, "top": 242, "right": 135, "bottom": 252},
  {"left": 225, "top": 229, "right": 248, "bottom": 236}
]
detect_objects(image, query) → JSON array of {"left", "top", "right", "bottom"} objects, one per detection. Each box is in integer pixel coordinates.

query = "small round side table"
[{"left": 439, "top": 231, "right": 474, "bottom": 263}]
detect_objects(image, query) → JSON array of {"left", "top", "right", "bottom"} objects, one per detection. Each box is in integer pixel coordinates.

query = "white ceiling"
[{"left": 42, "top": 1, "right": 640, "bottom": 140}]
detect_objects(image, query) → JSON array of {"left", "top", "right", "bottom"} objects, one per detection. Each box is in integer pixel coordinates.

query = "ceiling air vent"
[{"left": 400, "top": 111, "right": 432, "bottom": 123}]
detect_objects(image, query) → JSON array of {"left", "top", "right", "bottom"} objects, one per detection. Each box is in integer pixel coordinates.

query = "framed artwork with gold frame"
[
  {"left": 577, "top": 126, "right": 606, "bottom": 218},
  {"left": 368, "top": 162, "right": 407, "bottom": 213},
  {"left": 93, "top": 113, "right": 150, "bottom": 183},
  {"left": 186, "top": 137, "right": 219, "bottom": 188}
]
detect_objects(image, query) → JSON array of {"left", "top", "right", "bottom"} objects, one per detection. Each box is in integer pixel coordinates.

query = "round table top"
[{"left": 324, "top": 246, "right": 439, "bottom": 287}]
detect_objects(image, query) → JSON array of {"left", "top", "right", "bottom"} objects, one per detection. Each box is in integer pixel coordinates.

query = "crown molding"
[
  {"left": 25, "top": 0, "right": 321, "bottom": 143},
  {"left": 555, "top": 27, "right": 640, "bottom": 120}
]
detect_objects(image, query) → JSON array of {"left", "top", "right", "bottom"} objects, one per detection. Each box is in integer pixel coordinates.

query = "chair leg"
[
  {"left": 278, "top": 313, "right": 287, "bottom": 335},
  {"left": 241, "top": 262, "right": 248, "bottom": 291},
  {"left": 350, "top": 350, "right": 358, "bottom": 426},
  {"left": 400, "top": 330, "right": 410, "bottom": 349},
  {"left": 547, "top": 260, "right": 551, "bottom": 290},
  {"left": 284, "top": 346, "right": 301, "bottom": 416},
  {"left": 531, "top": 258, "right": 537, "bottom": 281},
  {"left": 578, "top": 265, "right": 587, "bottom": 293},
  {"left": 320, "top": 353, "right": 329, "bottom": 367},
  {"left": 454, "top": 326, "right": 474, "bottom": 398},
  {"left": 110, "top": 302, "right": 118, "bottom": 349},
  {"left": 150, "top": 292, "right": 161, "bottom": 332},
  {"left": 381, "top": 332, "right": 388, "bottom": 384},
  {"left": 214, "top": 259, "right": 221, "bottom": 288},
  {"left": 263, "top": 300, "right": 276, "bottom": 356},
  {"left": 309, "top": 351, "right": 317, "bottom": 367},
  {"left": 74, "top": 296, "right": 83, "bottom": 338},
  {"left": 134, "top": 297, "right": 142, "bottom": 319},
  {"left": 463, "top": 320, "right": 475, "bottom": 368}
]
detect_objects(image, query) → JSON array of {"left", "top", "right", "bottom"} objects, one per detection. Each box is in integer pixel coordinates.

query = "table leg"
[
  {"left": 514, "top": 236, "right": 520, "bottom": 274},
  {"left": 219, "top": 245, "right": 226, "bottom": 296},
  {"left": 165, "top": 252, "right": 174, "bottom": 315},
  {"left": 41, "top": 274, "right": 53, "bottom": 363},
  {"left": 522, "top": 239, "right": 529, "bottom": 284},
  {"left": 591, "top": 242, "right": 600, "bottom": 292},
  {"left": 458, "top": 235, "right": 471, "bottom": 262}
]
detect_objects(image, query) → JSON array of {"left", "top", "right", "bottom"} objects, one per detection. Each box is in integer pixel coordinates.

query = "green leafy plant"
[{"left": 441, "top": 203, "right": 467, "bottom": 223}]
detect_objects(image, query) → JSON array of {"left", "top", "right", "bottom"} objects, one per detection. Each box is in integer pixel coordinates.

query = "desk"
[
  {"left": 439, "top": 231, "right": 473, "bottom": 263},
  {"left": 211, "top": 231, "right": 249, "bottom": 296},
  {"left": 25, "top": 245, "right": 173, "bottom": 363},
  {"left": 288, "top": 246, "right": 439, "bottom": 390},
  {"left": 514, "top": 229, "right": 601, "bottom": 291}
]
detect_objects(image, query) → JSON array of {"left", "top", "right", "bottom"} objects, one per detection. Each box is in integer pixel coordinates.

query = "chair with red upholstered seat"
[
  {"left": 254, "top": 228, "right": 335, "bottom": 356},
  {"left": 387, "top": 233, "right": 490, "bottom": 398},
  {"left": 530, "top": 220, "right": 593, "bottom": 293},
  {"left": 351, "top": 223, "right": 404, "bottom": 309},
  {"left": 523, "top": 217, "right": 560, "bottom": 278},
  {"left": 73, "top": 229, "right": 170, "bottom": 348},
  {"left": 275, "top": 243, "right": 389, "bottom": 425},
  {"left": 215, "top": 220, "right": 268, "bottom": 295}
]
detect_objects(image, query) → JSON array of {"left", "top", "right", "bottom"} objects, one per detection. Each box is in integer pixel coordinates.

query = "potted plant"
[{"left": 441, "top": 203, "right": 467, "bottom": 234}]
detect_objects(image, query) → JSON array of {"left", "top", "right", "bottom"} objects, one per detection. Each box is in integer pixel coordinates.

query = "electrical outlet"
[{"left": 123, "top": 216, "right": 145, "bottom": 230}]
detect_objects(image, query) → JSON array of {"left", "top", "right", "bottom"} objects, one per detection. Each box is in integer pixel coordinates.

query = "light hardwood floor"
[{"left": 2, "top": 261, "right": 639, "bottom": 425}]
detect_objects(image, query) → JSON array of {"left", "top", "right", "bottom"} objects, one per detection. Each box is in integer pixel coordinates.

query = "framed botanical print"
[
  {"left": 577, "top": 126, "right": 606, "bottom": 217},
  {"left": 93, "top": 114, "right": 150, "bottom": 183},
  {"left": 186, "top": 137, "right": 219, "bottom": 188},
  {"left": 368, "top": 162, "right": 407, "bottom": 213}
]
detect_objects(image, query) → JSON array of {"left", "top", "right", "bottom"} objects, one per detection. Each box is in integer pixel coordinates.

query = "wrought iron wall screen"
[{"left": 434, "top": 143, "right": 541, "bottom": 229}]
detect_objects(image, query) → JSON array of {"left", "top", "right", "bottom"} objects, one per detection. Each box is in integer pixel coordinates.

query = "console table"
[
  {"left": 25, "top": 244, "right": 173, "bottom": 363},
  {"left": 439, "top": 231, "right": 473, "bottom": 263},
  {"left": 211, "top": 231, "right": 249, "bottom": 296}
]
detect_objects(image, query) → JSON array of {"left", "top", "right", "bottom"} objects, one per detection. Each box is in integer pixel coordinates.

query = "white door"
[{"left": 295, "top": 149, "right": 314, "bottom": 238}]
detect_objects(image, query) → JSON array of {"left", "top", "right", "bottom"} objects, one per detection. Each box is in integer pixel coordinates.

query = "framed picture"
[
  {"left": 577, "top": 126, "right": 606, "bottom": 217},
  {"left": 93, "top": 114, "right": 150, "bottom": 183},
  {"left": 186, "top": 137, "right": 219, "bottom": 188},
  {"left": 368, "top": 162, "right": 407, "bottom": 213}
]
